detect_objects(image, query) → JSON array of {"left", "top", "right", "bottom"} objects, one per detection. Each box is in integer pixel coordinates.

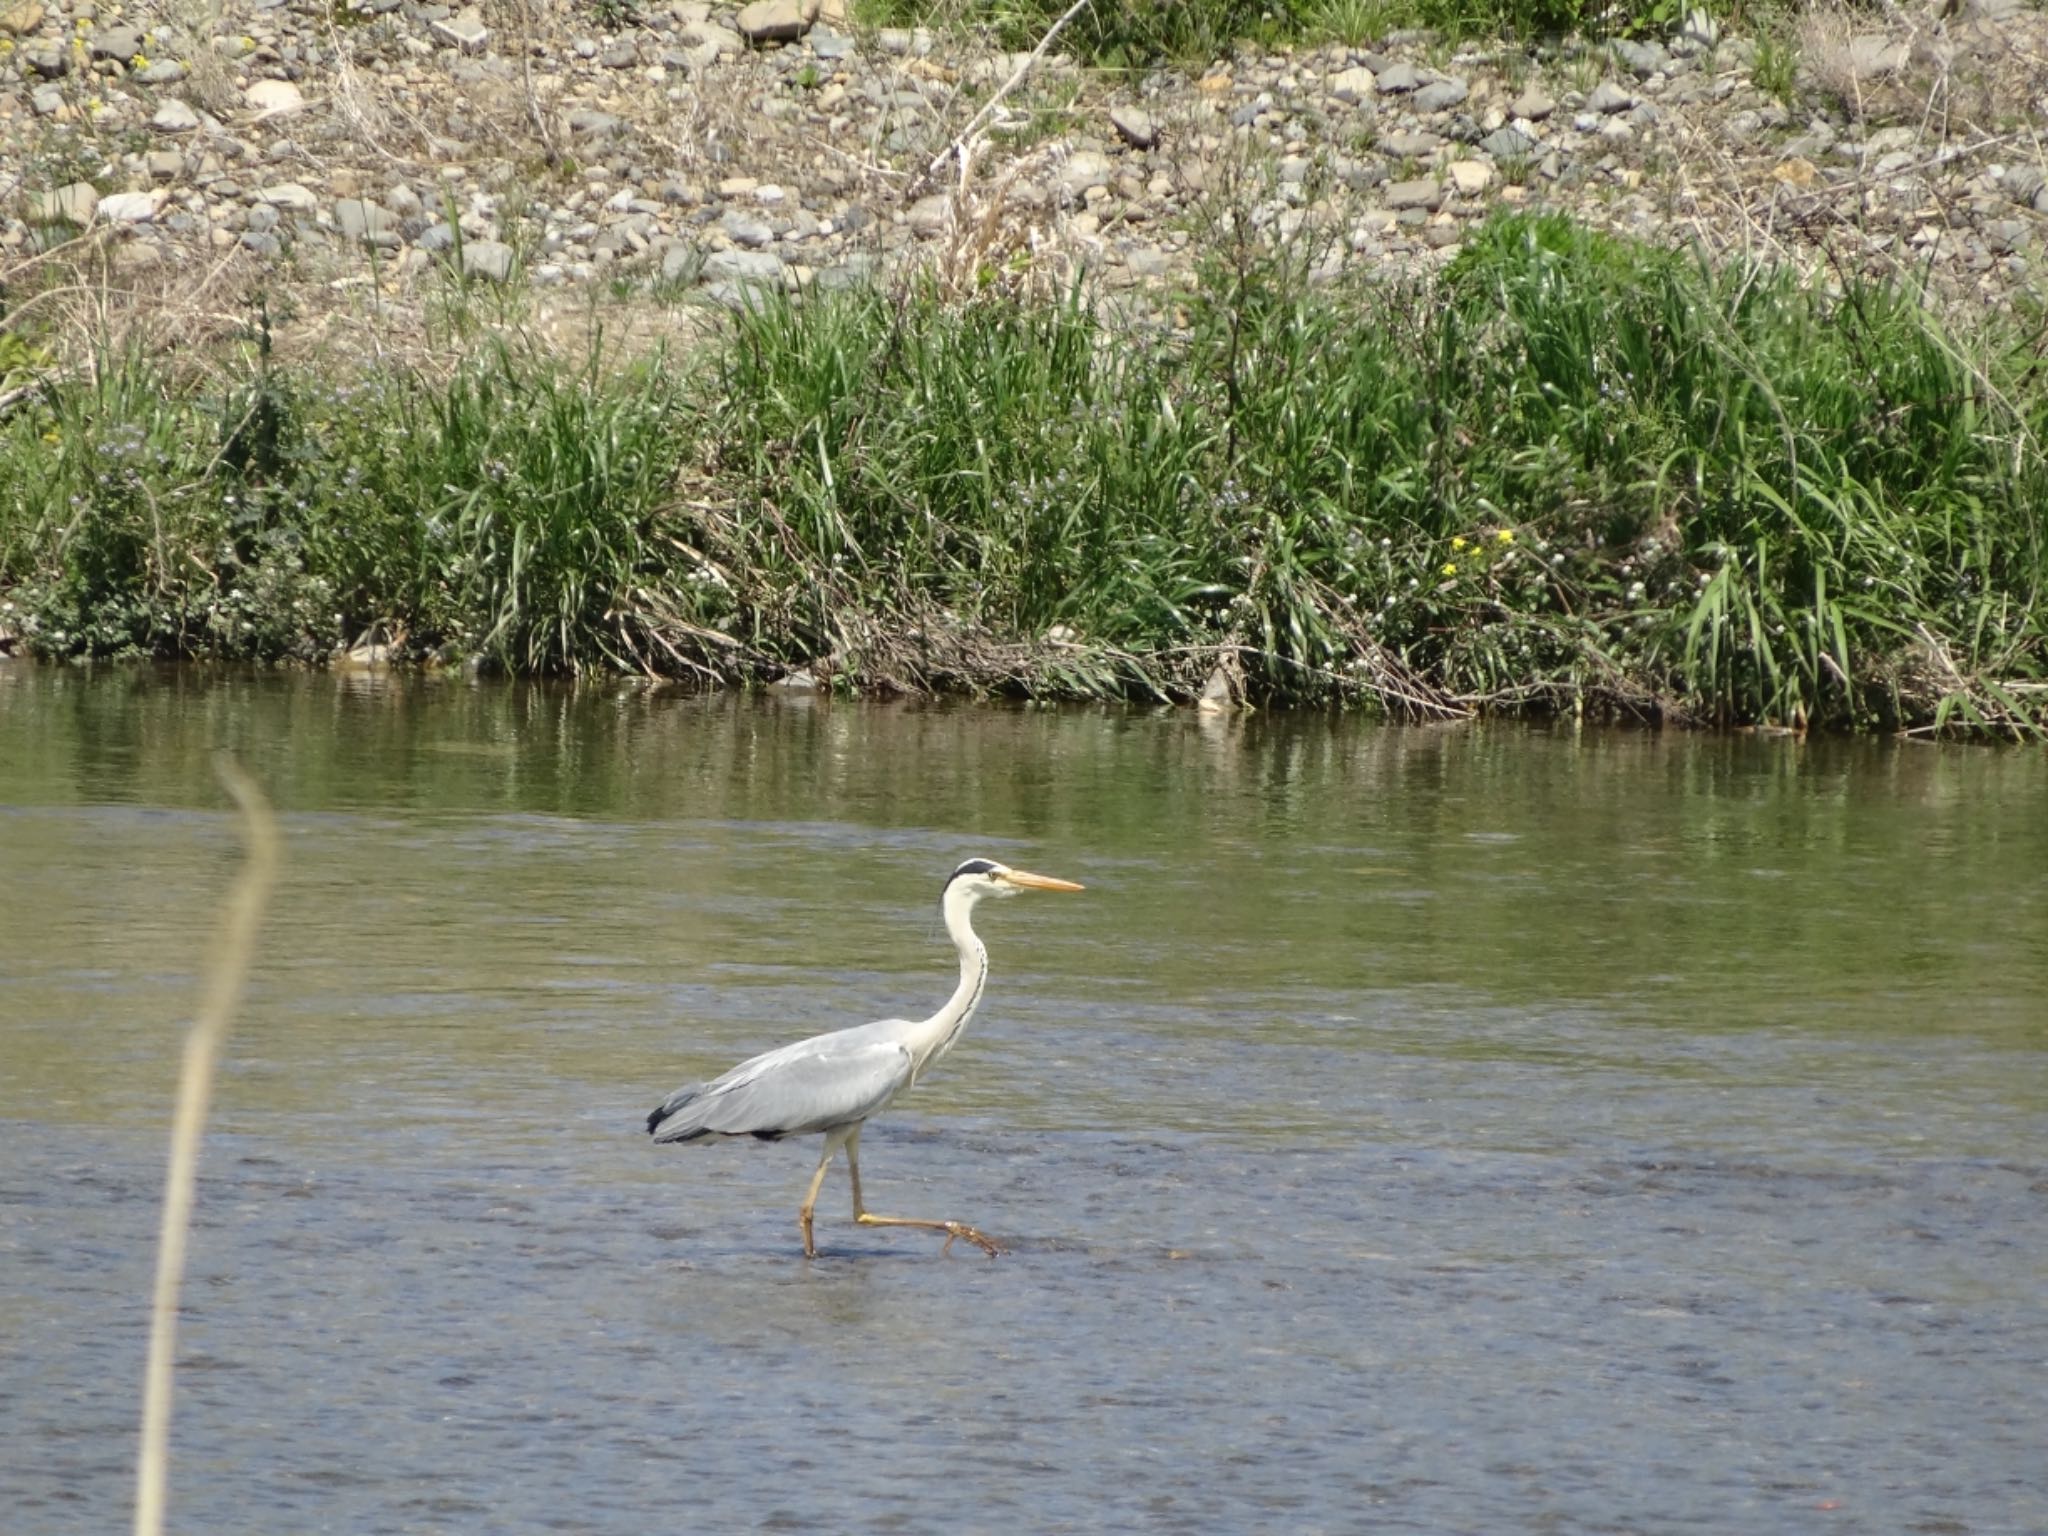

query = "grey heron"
[{"left": 647, "top": 857, "right": 1084, "bottom": 1258}]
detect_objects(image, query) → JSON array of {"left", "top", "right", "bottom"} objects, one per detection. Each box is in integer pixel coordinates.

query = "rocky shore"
[{"left": 3, "top": 0, "right": 2045, "bottom": 360}]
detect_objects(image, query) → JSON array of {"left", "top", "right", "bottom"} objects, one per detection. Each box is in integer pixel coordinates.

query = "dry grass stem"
[{"left": 134, "top": 759, "right": 281, "bottom": 1536}]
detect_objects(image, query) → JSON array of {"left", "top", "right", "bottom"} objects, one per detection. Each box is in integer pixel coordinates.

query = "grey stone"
[
  {"left": 736, "top": 0, "right": 811, "bottom": 42},
  {"left": 2005, "top": 166, "right": 2046, "bottom": 208},
  {"left": 904, "top": 194, "right": 948, "bottom": 236},
  {"left": 702, "top": 247, "right": 784, "bottom": 283},
  {"left": 240, "top": 231, "right": 283, "bottom": 257},
  {"left": 31, "top": 84, "right": 65, "bottom": 115},
  {"left": 99, "top": 190, "right": 166, "bottom": 223},
  {"left": 567, "top": 108, "right": 625, "bottom": 137},
  {"left": 430, "top": 8, "right": 489, "bottom": 53},
  {"left": 25, "top": 46, "right": 68, "bottom": 78},
  {"left": 601, "top": 39, "right": 636, "bottom": 68},
  {"left": 1980, "top": 220, "right": 2026, "bottom": 255},
  {"left": 1380, "top": 130, "right": 1443, "bottom": 158},
  {"left": 1328, "top": 65, "right": 1376, "bottom": 104},
  {"left": 1842, "top": 34, "right": 1907, "bottom": 81},
  {"left": 809, "top": 27, "right": 853, "bottom": 59},
  {"left": 1126, "top": 245, "right": 1171, "bottom": 278},
  {"left": 146, "top": 151, "right": 185, "bottom": 180},
  {"left": 1384, "top": 178, "right": 1439, "bottom": 211},
  {"left": 246, "top": 204, "right": 281, "bottom": 234},
  {"left": 36, "top": 182, "right": 99, "bottom": 225},
  {"left": 1510, "top": 86, "right": 1556, "bottom": 120},
  {"left": 1480, "top": 127, "right": 1537, "bottom": 161},
  {"left": 1058, "top": 150, "right": 1114, "bottom": 197},
  {"left": 152, "top": 99, "right": 202, "bottom": 134},
  {"left": 135, "top": 60, "right": 188, "bottom": 84},
  {"left": 1412, "top": 78, "right": 1468, "bottom": 113},
  {"left": 1611, "top": 38, "right": 1668, "bottom": 78},
  {"left": 334, "top": 198, "right": 399, "bottom": 241},
  {"left": 460, "top": 239, "right": 516, "bottom": 281},
  {"left": 259, "top": 183, "right": 320, "bottom": 213},
  {"left": 659, "top": 244, "right": 703, "bottom": 282},
  {"left": 90, "top": 24, "right": 143, "bottom": 61},
  {"left": 1374, "top": 60, "right": 1420, "bottom": 93},
  {"left": 1586, "top": 81, "right": 1634, "bottom": 114},
  {"left": 417, "top": 221, "right": 457, "bottom": 252},
  {"left": 719, "top": 209, "right": 774, "bottom": 247},
  {"left": 1110, "top": 105, "right": 1158, "bottom": 150}
]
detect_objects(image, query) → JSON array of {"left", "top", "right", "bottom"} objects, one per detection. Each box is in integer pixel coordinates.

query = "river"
[{"left": 3, "top": 666, "right": 2044, "bottom": 1533}]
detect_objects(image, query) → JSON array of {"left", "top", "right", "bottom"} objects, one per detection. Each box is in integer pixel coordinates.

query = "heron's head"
[{"left": 945, "top": 857, "right": 1085, "bottom": 903}]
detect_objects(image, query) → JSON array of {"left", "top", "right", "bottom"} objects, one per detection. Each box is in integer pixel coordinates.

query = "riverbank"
[{"left": 2, "top": 0, "right": 2045, "bottom": 734}]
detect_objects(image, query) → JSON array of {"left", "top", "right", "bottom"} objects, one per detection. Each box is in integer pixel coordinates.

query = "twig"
[
  {"left": 920, "top": 0, "right": 1092, "bottom": 189},
  {"left": 135, "top": 759, "right": 281, "bottom": 1536}
]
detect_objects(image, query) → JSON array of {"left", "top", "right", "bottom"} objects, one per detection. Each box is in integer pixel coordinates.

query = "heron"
[{"left": 646, "top": 857, "right": 1085, "bottom": 1258}]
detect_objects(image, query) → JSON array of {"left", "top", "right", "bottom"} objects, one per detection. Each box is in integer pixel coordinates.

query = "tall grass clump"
[
  {"left": 0, "top": 337, "right": 709, "bottom": 675},
  {"left": 3, "top": 210, "right": 2044, "bottom": 735},
  {"left": 853, "top": 0, "right": 1689, "bottom": 64},
  {"left": 695, "top": 214, "right": 2046, "bottom": 731}
]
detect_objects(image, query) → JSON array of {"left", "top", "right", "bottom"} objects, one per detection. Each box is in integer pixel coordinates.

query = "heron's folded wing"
[{"left": 682, "top": 1037, "right": 915, "bottom": 1139}]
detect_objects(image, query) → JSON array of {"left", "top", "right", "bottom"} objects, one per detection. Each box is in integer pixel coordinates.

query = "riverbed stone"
[
  {"left": 737, "top": 0, "right": 811, "bottom": 42},
  {"left": 460, "top": 239, "right": 516, "bottom": 280},
  {"left": 335, "top": 198, "right": 400, "bottom": 242},
  {"left": 1586, "top": 81, "right": 1635, "bottom": 114},
  {"left": 430, "top": 8, "right": 489, "bottom": 53},
  {"left": 1328, "top": 65, "right": 1376, "bottom": 104},
  {"left": 152, "top": 99, "right": 202, "bottom": 134},
  {"left": 260, "top": 182, "right": 320, "bottom": 213},
  {"left": 99, "top": 189, "right": 168, "bottom": 223},
  {"left": 245, "top": 79, "right": 304, "bottom": 116},
  {"left": 90, "top": 24, "right": 143, "bottom": 61},
  {"left": 1413, "top": 78, "right": 1468, "bottom": 112},
  {"left": 37, "top": 183, "right": 100, "bottom": 226},
  {"left": 1384, "top": 178, "right": 1440, "bottom": 210},
  {"left": 1110, "top": 105, "right": 1158, "bottom": 150}
]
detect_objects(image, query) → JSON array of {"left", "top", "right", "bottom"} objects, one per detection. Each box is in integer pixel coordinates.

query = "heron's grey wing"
[{"left": 648, "top": 1035, "right": 914, "bottom": 1142}]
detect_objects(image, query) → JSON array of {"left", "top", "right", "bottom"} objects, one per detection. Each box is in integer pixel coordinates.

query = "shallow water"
[{"left": 2, "top": 667, "right": 2045, "bottom": 1534}]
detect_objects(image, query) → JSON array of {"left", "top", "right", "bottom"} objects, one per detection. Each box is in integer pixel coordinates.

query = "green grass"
[
  {"left": 3, "top": 211, "right": 2045, "bottom": 736},
  {"left": 851, "top": 0, "right": 1702, "bottom": 65}
]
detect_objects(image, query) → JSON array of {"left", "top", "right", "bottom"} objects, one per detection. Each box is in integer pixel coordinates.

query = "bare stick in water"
[{"left": 135, "top": 759, "right": 281, "bottom": 1536}]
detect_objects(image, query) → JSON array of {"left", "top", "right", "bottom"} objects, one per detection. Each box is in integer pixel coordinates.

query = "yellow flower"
[
  {"left": 1441, "top": 562, "right": 1459, "bottom": 577},
  {"left": 1497, "top": 529, "right": 1515, "bottom": 544},
  {"left": 1451, "top": 536, "right": 1468, "bottom": 551},
  {"left": 42, "top": 430, "right": 62, "bottom": 445},
  {"left": 131, "top": 51, "right": 149, "bottom": 68}
]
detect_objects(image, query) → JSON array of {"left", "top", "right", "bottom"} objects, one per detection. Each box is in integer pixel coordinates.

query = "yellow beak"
[{"left": 998, "top": 868, "right": 1085, "bottom": 892}]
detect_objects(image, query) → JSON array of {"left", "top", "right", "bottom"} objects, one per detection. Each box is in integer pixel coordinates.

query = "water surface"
[{"left": 3, "top": 666, "right": 2045, "bottom": 1533}]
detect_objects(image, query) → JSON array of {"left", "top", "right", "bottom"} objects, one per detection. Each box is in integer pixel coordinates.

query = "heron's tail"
[{"left": 646, "top": 1083, "right": 707, "bottom": 1139}]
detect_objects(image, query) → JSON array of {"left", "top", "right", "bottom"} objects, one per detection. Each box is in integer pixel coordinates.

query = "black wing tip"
[{"left": 645, "top": 1107, "right": 668, "bottom": 1135}]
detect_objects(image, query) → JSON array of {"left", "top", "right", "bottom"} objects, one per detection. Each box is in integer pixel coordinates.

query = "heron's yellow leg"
[
  {"left": 796, "top": 1140, "right": 838, "bottom": 1259},
  {"left": 844, "top": 1126, "right": 1003, "bottom": 1258}
]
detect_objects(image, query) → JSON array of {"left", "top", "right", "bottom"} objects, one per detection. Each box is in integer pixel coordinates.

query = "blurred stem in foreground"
[{"left": 134, "top": 758, "right": 281, "bottom": 1536}]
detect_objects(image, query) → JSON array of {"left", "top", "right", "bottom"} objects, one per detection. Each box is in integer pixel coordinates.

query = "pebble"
[
  {"left": 0, "top": 0, "right": 2029, "bottom": 317},
  {"left": 152, "top": 100, "right": 201, "bottom": 133},
  {"left": 460, "top": 239, "right": 515, "bottom": 280}
]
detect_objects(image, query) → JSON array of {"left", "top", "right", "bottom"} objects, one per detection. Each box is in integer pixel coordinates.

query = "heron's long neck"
[{"left": 908, "top": 887, "right": 988, "bottom": 1076}]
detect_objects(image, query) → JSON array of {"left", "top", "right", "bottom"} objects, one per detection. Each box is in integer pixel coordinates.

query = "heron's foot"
[
  {"left": 800, "top": 1209, "right": 819, "bottom": 1259},
  {"left": 855, "top": 1211, "right": 1004, "bottom": 1259}
]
